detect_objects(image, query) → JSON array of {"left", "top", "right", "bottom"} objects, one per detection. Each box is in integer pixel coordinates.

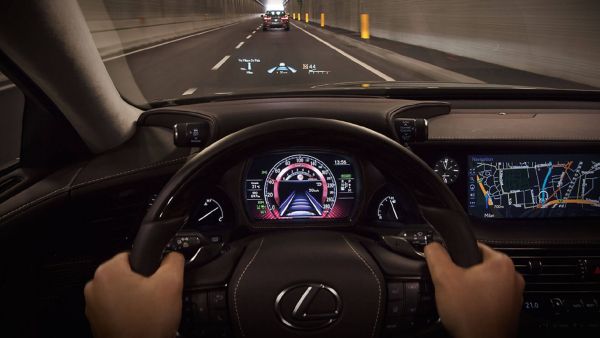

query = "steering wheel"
[{"left": 129, "top": 118, "right": 481, "bottom": 338}]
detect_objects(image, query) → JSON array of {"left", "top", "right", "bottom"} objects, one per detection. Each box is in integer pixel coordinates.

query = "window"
[{"left": 0, "top": 72, "right": 24, "bottom": 171}]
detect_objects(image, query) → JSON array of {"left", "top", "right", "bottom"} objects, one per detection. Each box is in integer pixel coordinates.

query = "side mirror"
[{"left": 261, "top": 14, "right": 264, "bottom": 18}]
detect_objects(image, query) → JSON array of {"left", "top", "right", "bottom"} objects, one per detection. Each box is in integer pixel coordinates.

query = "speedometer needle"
[
  {"left": 198, "top": 207, "right": 220, "bottom": 222},
  {"left": 390, "top": 199, "right": 399, "bottom": 220}
]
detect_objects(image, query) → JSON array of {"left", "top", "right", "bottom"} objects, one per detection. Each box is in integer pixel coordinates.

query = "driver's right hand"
[{"left": 425, "top": 242, "right": 525, "bottom": 338}]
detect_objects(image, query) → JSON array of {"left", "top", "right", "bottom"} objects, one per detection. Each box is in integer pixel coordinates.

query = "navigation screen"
[
  {"left": 468, "top": 155, "right": 600, "bottom": 218},
  {"left": 244, "top": 152, "right": 357, "bottom": 220}
]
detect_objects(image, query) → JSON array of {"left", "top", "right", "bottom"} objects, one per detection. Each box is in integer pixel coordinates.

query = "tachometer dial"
[
  {"left": 433, "top": 157, "right": 460, "bottom": 184},
  {"left": 377, "top": 195, "right": 402, "bottom": 221},
  {"left": 194, "top": 198, "right": 224, "bottom": 225},
  {"left": 263, "top": 154, "right": 337, "bottom": 219}
]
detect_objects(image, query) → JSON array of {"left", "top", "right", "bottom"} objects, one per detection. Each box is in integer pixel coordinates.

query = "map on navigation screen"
[{"left": 468, "top": 155, "right": 600, "bottom": 218}]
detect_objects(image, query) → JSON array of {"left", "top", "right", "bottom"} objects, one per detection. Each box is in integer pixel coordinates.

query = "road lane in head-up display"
[
  {"left": 468, "top": 154, "right": 600, "bottom": 219},
  {"left": 244, "top": 152, "right": 358, "bottom": 221}
]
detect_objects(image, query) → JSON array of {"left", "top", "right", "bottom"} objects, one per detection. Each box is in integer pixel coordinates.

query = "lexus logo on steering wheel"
[{"left": 275, "top": 283, "right": 342, "bottom": 330}]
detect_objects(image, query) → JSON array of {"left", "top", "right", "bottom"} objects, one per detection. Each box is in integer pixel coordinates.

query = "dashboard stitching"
[
  {"left": 71, "top": 155, "right": 193, "bottom": 189},
  {"left": 0, "top": 187, "right": 69, "bottom": 223},
  {"left": 0, "top": 156, "right": 193, "bottom": 224},
  {"left": 342, "top": 235, "right": 381, "bottom": 338},
  {"left": 233, "top": 238, "right": 265, "bottom": 337}
]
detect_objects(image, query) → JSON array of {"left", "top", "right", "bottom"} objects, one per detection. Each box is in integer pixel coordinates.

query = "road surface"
[
  {"left": 102, "top": 19, "right": 460, "bottom": 102},
  {"left": 102, "top": 18, "right": 591, "bottom": 104}
]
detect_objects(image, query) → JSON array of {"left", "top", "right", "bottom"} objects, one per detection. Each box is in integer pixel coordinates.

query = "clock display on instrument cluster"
[{"left": 244, "top": 151, "right": 359, "bottom": 221}]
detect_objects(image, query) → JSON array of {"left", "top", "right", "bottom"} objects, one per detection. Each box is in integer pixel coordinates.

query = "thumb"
[
  {"left": 155, "top": 251, "right": 185, "bottom": 278},
  {"left": 424, "top": 242, "right": 459, "bottom": 284}
]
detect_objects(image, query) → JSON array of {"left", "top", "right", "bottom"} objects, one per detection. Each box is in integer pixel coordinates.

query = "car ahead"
[{"left": 262, "top": 10, "right": 289, "bottom": 31}]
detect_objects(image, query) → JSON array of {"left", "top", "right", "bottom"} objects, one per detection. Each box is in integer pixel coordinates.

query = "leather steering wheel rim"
[{"left": 130, "top": 117, "right": 481, "bottom": 275}]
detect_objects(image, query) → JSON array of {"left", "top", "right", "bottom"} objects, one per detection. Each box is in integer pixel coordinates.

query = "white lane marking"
[
  {"left": 211, "top": 55, "right": 231, "bottom": 70},
  {"left": 102, "top": 22, "right": 240, "bottom": 62},
  {"left": 235, "top": 41, "right": 245, "bottom": 49},
  {"left": 291, "top": 23, "right": 394, "bottom": 81},
  {"left": 181, "top": 87, "right": 197, "bottom": 96},
  {"left": 252, "top": 30, "right": 256, "bottom": 34},
  {"left": 246, "top": 34, "right": 252, "bottom": 39},
  {"left": 0, "top": 83, "right": 16, "bottom": 92}
]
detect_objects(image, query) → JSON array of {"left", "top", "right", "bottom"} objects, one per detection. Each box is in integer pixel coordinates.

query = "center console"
[{"left": 410, "top": 142, "right": 600, "bottom": 332}]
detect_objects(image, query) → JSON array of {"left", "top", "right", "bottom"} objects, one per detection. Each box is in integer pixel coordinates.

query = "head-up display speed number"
[{"left": 264, "top": 154, "right": 337, "bottom": 218}]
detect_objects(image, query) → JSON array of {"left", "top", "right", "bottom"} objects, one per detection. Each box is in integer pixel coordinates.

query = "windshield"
[{"left": 78, "top": 0, "right": 600, "bottom": 105}]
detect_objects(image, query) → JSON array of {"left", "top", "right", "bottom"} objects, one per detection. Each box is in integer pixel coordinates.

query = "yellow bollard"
[
  {"left": 320, "top": 13, "right": 325, "bottom": 27},
  {"left": 360, "top": 13, "right": 370, "bottom": 39},
  {"left": 292, "top": 13, "right": 296, "bottom": 20},
  {"left": 305, "top": 13, "right": 309, "bottom": 23}
]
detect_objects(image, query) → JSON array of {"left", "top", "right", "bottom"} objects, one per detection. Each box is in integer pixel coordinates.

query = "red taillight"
[
  {"left": 264, "top": 16, "right": 271, "bottom": 21},
  {"left": 282, "top": 16, "right": 288, "bottom": 20}
]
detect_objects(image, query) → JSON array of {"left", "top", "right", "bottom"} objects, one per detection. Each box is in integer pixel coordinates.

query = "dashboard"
[
  {"left": 182, "top": 149, "right": 600, "bottom": 234},
  {"left": 4, "top": 95, "right": 600, "bottom": 337}
]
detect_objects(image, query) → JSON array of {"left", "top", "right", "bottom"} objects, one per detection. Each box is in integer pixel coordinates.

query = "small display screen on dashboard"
[
  {"left": 468, "top": 154, "right": 600, "bottom": 219},
  {"left": 244, "top": 152, "right": 358, "bottom": 221}
]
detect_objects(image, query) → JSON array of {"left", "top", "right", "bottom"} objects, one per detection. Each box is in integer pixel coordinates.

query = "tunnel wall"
[
  {"left": 78, "top": 0, "right": 263, "bottom": 57},
  {"left": 288, "top": 0, "right": 600, "bottom": 87}
]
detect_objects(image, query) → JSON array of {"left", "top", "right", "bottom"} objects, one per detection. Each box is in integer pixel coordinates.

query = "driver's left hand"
[{"left": 84, "top": 252, "right": 185, "bottom": 338}]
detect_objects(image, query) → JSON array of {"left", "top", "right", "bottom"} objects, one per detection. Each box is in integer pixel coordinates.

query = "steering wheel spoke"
[{"left": 128, "top": 118, "right": 482, "bottom": 338}]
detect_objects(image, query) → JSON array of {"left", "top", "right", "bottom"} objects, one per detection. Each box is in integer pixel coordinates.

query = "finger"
[
  {"left": 83, "top": 281, "right": 94, "bottom": 318},
  {"left": 515, "top": 271, "right": 525, "bottom": 291},
  {"left": 424, "top": 242, "right": 458, "bottom": 283},
  {"left": 83, "top": 280, "right": 93, "bottom": 300},
  {"left": 156, "top": 251, "right": 185, "bottom": 277},
  {"left": 112, "top": 251, "right": 131, "bottom": 266},
  {"left": 477, "top": 242, "right": 501, "bottom": 261},
  {"left": 94, "top": 252, "right": 131, "bottom": 279}
]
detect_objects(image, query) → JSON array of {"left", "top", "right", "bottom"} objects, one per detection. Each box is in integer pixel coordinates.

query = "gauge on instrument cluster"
[
  {"left": 370, "top": 185, "right": 419, "bottom": 225},
  {"left": 189, "top": 189, "right": 233, "bottom": 229},
  {"left": 195, "top": 197, "right": 224, "bottom": 225},
  {"left": 433, "top": 157, "right": 459, "bottom": 185},
  {"left": 377, "top": 195, "right": 402, "bottom": 221}
]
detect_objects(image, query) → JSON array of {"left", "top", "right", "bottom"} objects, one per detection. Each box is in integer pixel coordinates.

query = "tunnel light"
[{"left": 265, "top": 0, "right": 284, "bottom": 11}]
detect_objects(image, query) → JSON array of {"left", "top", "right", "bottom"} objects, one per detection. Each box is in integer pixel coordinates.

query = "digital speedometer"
[
  {"left": 264, "top": 154, "right": 337, "bottom": 218},
  {"left": 244, "top": 151, "right": 358, "bottom": 221}
]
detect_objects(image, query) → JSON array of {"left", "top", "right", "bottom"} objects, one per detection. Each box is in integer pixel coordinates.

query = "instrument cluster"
[{"left": 243, "top": 151, "right": 358, "bottom": 222}]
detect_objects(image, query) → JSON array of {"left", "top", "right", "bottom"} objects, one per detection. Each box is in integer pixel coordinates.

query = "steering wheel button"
[
  {"left": 404, "top": 282, "right": 420, "bottom": 314},
  {"left": 209, "top": 309, "right": 229, "bottom": 323},
  {"left": 208, "top": 290, "right": 227, "bottom": 310},
  {"left": 190, "top": 292, "right": 209, "bottom": 322},
  {"left": 387, "top": 301, "right": 403, "bottom": 317},
  {"left": 387, "top": 283, "right": 404, "bottom": 300},
  {"left": 418, "top": 294, "right": 436, "bottom": 314}
]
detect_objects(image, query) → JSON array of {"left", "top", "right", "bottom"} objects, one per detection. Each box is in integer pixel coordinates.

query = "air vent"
[
  {"left": 513, "top": 255, "right": 586, "bottom": 283},
  {"left": 497, "top": 248, "right": 600, "bottom": 287}
]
